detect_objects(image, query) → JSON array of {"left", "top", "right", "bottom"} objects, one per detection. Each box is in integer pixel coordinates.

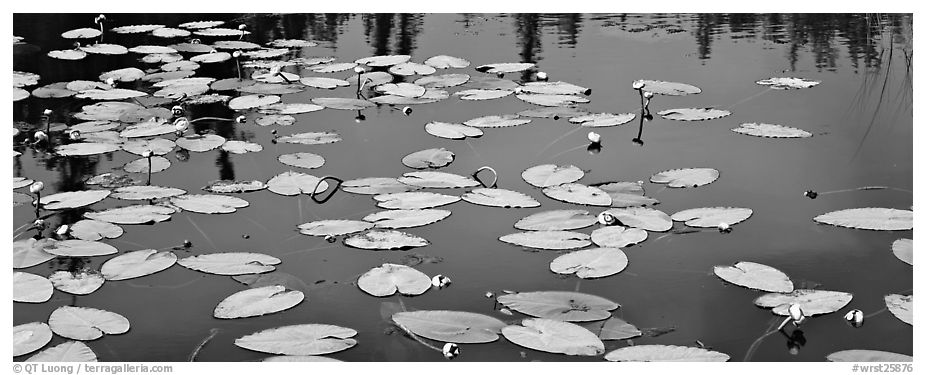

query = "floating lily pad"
[
  {"left": 13, "top": 176, "right": 34, "bottom": 189},
  {"left": 517, "top": 94, "right": 589, "bottom": 107},
  {"left": 650, "top": 168, "right": 719, "bottom": 188},
  {"left": 62, "top": 27, "right": 102, "bottom": 39},
  {"left": 463, "top": 76, "right": 521, "bottom": 90},
  {"left": 119, "top": 120, "right": 175, "bottom": 138},
  {"left": 40, "top": 190, "right": 111, "bottom": 210},
  {"left": 14, "top": 272, "right": 53, "bottom": 303},
  {"left": 515, "top": 210, "right": 597, "bottom": 231},
  {"left": 202, "top": 180, "right": 267, "bottom": 193},
  {"left": 756, "top": 77, "right": 820, "bottom": 90},
  {"left": 363, "top": 209, "right": 451, "bottom": 229},
  {"left": 592, "top": 317, "right": 642, "bottom": 340},
  {"left": 43, "top": 240, "right": 117, "bottom": 257},
  {"left": 311, "top": 97, "right": 376, "bottom": 110},
  {"left": 66, "top": 120, "right": 119, "bottom": 133},
  {"left": 520, "top": 81, "right": 591, "bottom": 96},
  {"left": 341, "top": 178, "right": 419, "bottom": 195},
  {"left": 176, "top": 134, "right": 226, "bottom": 152},
  {"left": 143, "top": 53, "right": 185, "bottom": 65},
  {"left": 518, "top": 106, "right": 589, "bottom": 119},
  {"left": 671, "top": 207, "right": 753, "bottom": 228},
  {"left": 229, "top": 94, "right": 280, "bottom": 110},
  {"left": 222, "top": 140, "right": 263, "bottom": 154},
  {"left": 55, "top": 142, "right": 121, "bottom": 156},
  {"left": 80, "top": 43, "right": 129, "bottom": 55},
  {"left": 161, "top": 60, "right": 200, "bottom": 72},
  {"left": 171, "top": 194, "right": 248, "bottom": 214},
  {"left": 389, "top": 62, "right": 437, "bottom": 76},
  {"left": 235, "top": 324, "right": 357, "bottom": 356},
  {"left": 68, "top": 220, "right": 123, "bottom": 241},
  {"left": 179, "top": 20, "right": 225, "bottom": 29},
  {"left": 754, "top": 289, "right": 853, "bottom": 317},
  {"left": 298, "top": 220, "right": 374, "bottom": 237},
  {"left": 813, "top": 208, "right": 913, "bottom": 231},
  {"left": 402, "top": 148, "right": 455, "bottom": 169},
  {"left": 13, "top": 87, "right": 29, "bottom": 101},
  {"left": 101, "top": 249, "right": 177, "bottom": 281},
  {"left": 152, "top": 27, "right": 191, "bottom": 38},
  {"left": 84, "top": 204, "right": 175, "bottom": 224},
  {"left": 635, "top": 80, "right": 702, "bottom": 96},
  {"left": 462, "top": 188, "right": 540, "bottom": 208},
  {"left": 239, "top": 82, "right": 304, "bottom": 95},
  {"left": 190, "top": 51, "right": 232, "bottom": 64},
  {"left": 605, "top": 345, "right": 730, "bottom": 362},
  {"left": 569, "top": 113, "right": 635, "bottom": 127},
  {"left": 267, "top": 171, "right": 329, "bottom": 196},
  {"left": 48, "top": 306, "right": 129, "bottom": 340},
  {"left": 256, "top": 114, "right": 296, "bottom": 126},
  {"left": 14, "top": 71, "right": 40, "bottom": 88},
  {"left": 658, "top": 108, "right": 731, "bottom": 121},
  {"left": 424, "top": 55, "right": 470, "bottom": 69},
  {"left": 178, "top": 252, "right": 280, "bottom": 275},
  {"left": 194, "top": 28, "right": 250, "bottom": 37},
  {"left": 358, "top": 263, "right": 431, "bottom": 297},
  {"left": 73, "top": 102, "right": 145, "bottom": 122},
  {"left": 476, "top": 62, "right": 535, "bottom": 74},
  {"left": 32, "top": 82, "right": 77, "bottom": 98},
  {"left": 128, "top": 45, "right": 177, "bottom": 55},
  {"left": 278, "top": 153, "right": 324, "bottom": 169},
  {"left": 48, "top": 49, "right": 87, "bottom": 60},
  {"left": 732, "top": 123, "right": 812, "bottom": 138},
  {"left": 393, "top": 310, "right": 506, "bottom": 343},
  {"left": 111, "top": 24, "right": 164, "bottom": 34},
  {"left": 550, "top": 247, "right": 628, "bottom": 279},
  {"left": 300, "top": 77, "right": 350, "bottom": 89},
  {"left": 276, "top": 131, "right": 342, "bottom": 145},
  {"left": 13, "top": 322, "right": 53, "bottom": 357},
  {"left": 500, "top": 231, "right": 591, "bottom": 250},
  {"left": 885, "top": 294, "right": 912, "bottom": 325},
  {"left": 344, "top": 230, "right": 429, "bottom": 250},
  {"left": 214, "top": 285, "right": 305, "bottom": 319},
  {"left": 376, "top": 82, "right": 427, "bottom": 97},
  {"left": 826, "top": 350, "right": 913, "bottom": 362},
  {"left": 892, "top": 239, "right": 912, "bottom": 265},
  {"left": 48, "top": 270, "right": 104, "bottom": 295},
  {"left": 543, "top": 183, "right": 612, "bottom": 206},
  {"left": 601, "top": 207, "right": 673, "bottom": 232},
  {"left": 398, "top": 171, "right": 480, "bottom": 189},
  {"left": 84, "top": 173, "right": 138, "bottom": 189},
  {"left": 415, "top": 73, "right": 470, "bottom": 89},
  {"left": 464, "top": 114, "right": 531, "bottom": 128},
  {"left": 714, "top": 262, "right": 794, "bottom": 293},
  {"left": 13, "top": 239, "right": 57, "bottom": 268},
  {"left": 110, "top": 186, "right": 185, "bottom": 201},
  {"left": 26, "top": 341, "right": 98, "bottom": 362},
  {"left": 122, "top": 138, "right": 176, "bottom": 156},
  {"left": 374, "top": 191, "right": 459, "bottom": 209},
  {"left": 369, "top": 93, "right": 446, "bottom": 105},
  {"left": 424, "top": 121, "right": 484, "bottom": 140},
  {"left": 522, "top": 164, "right": 584, "bottom": 188},
  {"left": 455, "top": 89, "right": 512, "bottom": 101},
  {"left": 252, "top": 70, "right": 300, "bottom": 84},
  {"left": 355, "top": 55, "right": 410, "bottom": 67},
  {"left": 591, "top": 181, "right": 659, "bottom": 208},
  {"left": 310, "top": 62, "right": 357, "bottom": 73},
  {"left": 590, "top": 226, "right": 648, "bottom": 247},
  {"left": 124, "top": 156, "right": 170, "bottom": 174},
  {"left": 268, "top": 39, "right": 317, "bottom": 48},
  {"left": 502, "top": 318, "right": 604, "bottom": 356}
]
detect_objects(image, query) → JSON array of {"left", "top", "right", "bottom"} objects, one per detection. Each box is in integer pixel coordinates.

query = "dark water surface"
[{"left": 12, "top": 13, "right": 912, "bottom": 362}]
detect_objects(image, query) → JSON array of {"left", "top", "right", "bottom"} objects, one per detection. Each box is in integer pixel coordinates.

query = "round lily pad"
[
  {"left": 590, "top": 226, "right": 648, "bottom": 247},
  {"left": 464, "top": 114, "right": 531, "bottom": 128},
  {"left": 892, "top": 239, "right": 912, "bottom": 265},
  {"left": 84, "top": 205, "right": 176, "bottom": 225},
  {"left": 177, "top": 252, "right": 280, "bottom": 275},
  {"left": 170, "top": 194, "right": 249, "bottom": 214},
  {"left": 278, "top": 153, "right": 325, "bottom": 169},
  {"left": 123, "top": 156, "right": 171, "bottom": 174},
  {"left": 756, "top": 77, "right": 820, "bottom": 90},
  {"left": 600, "top": 207, "right": 673, "bottom": 232},
  {"left": 398, "top": 171, "right": 480, "bottom": 189},
  {"left": 454, "top": 89, "right": 512, "bottom": 101},
  {"left": 497, "top": 291, "right": 619, "bottom": 322},
  {"left": 235, "top": 324, "right": 357, "bottom": 356},
  {"left": 754, "top": 289, "right": 853, "bottom": 317},
  {"left": 358, "top": 263, "right": 431, "bottom": 297},
  {"left": 516, "top": 94, "right": 589, "bottom": 107},
  {"left": 48, "top": 270, "right": 105, "bottom": 295},
  {"left": 569, "top": 113, "right": 635, "bottom": 127},
  {"left": 355, "top": 55, "right": 410, "bottom": 67},
  {"left": 40, "top": 190, "right": 111, "bottom": 210},
  {"left": 650, "top": 168, "right": 719, "bottom": 188},
  {"left": 392, "top": 310, "right": 505, "bottom": 343},
  {"left": 374, "top": 192, "right": 459, "bottom": 209},
  {"left": 813, "top": 208, "right": 913, "bottom": 231},
  {"left": 605, "top": 345, "right": 730, "bottom": 362},
  {"left": 475, "top": 62, "right": 535, "bottom": 74},
  {"left": 13, "top": 322, "right": 53, "bottom": 357},
  {"left": 267, "top": 171, "right": 329, "bottom": 196},
  {"left": 48, "top": 306, "right": 130, "bottom": 340},
  {"left": 214, "top": 285, "right": 304, "bottom": 319},
  {"left": 297, "top": 220, "right": 374, "bottom": 237},
  {"left": 362, "top": 209, "right": 451, "bottom": 229},
  {"left": 634, "top": 80, "right": 702, "bottom": 96},
  {"left": 415, "top": 73, "right": 470, "bottom": 88},
  {"left": 714, "top": 262, "right": 794, "bottom": 293},
  {"left": 550, "top": 247, "right": 628, "bottom": 279},
  {"left": 462, "top": 188, "right": 540, "bottom": 208},
  {"left": 424, "top": 122, "right": 483, "bottom": 140},
  {"left": 592, "top": 181, "right": 659, "bottom": 208},
  {"left": 522, "top": 164, "right": 584, "bottom": 188},
  {"left": 55, "top": 143, "right": 121, "bottom": 156},
  {"left": 502, "top": 319, "right": 605, "bottom": 356},
  {"left": 424, "top": 55, "right": 470, "bottom": 69},
  {"left": 514, "top": 210, "right": 597, "bottom": 231},
  {"left": 311, "top": 97, "right": 375, "bottom": 110},
  {"left": 520, "top": 81, "right": 591, "bottom": 96},
  {"left": 671, "top": 207, "right": 753, "bottom": 228},
  {"left": 69, "top": 220, "right": 124, "bottom": 241},
  {"left": 26, "top": 341, "right": 97, "bottom": 362},
  {"left": 543, "top": 183, "right": 612, "bottom": 206},
  {"left": 177, "top": 134, "right": 226, "bottom": 152},
  {"left": 202, "top": 180, "right": 268, "bottom": 193},
  {"left": 13, "top": 238, "right": 57, "bottom": 269},
  {"left": 658, "top": 108, "right": 731, "bottom": 121},
  {"left": 14, "top": 272, "right": 53, "bottom": 303},
  {"left": 222, "top": 140, "right": 263, "bottom": 154},
  {"left": 343, "top": 230, "right": 429, "bottom": 250},
  {"left": 276, "top": 132, "right": 342, "bottom": 145},
  {"left": 499, "top": 231, "right": 591, "bottom": 250},
  {"left": 342, "top": 177, "right": 420, "bottom": 195},
  {"left": 732, "top": 123, "right": 812, "bottom": 138},
  {"left": 884, "top": 294, "right": 912, "bottom": 325},
  {"left": 402, "top": 148, "right": 455, "bottom": 169}
]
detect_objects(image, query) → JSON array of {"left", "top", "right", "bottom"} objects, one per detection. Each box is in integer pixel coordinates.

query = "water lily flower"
[
  {"left": 235, "top": 115, "right": 247, "bottom": 123},
  {"left": 597, "top": 211, "right": 617, "bottom": 226},
  {"left": 29, "top": 181, "right": 44, "bottom": 194},
  {"left": 484, "top": 291, "right": 494, "bottom": 299},
  {"left": 788, "top": 303, "right": 806, "bottom": 326},
  {"left": 29, "top": 219, "right": 46, "bottom": 231},
  {"left": 141, "top": 150, "right": 153, "bottom": 158},
  {"left": 718, "top": 222, "right": 731, "bottom": 233},
  {"left": 43, "top": 109, "right": 52, "bottom": 117},
  {"left": 183, "top": 240, "right": 192, "bottom": 248},
  {"left": 174, "top": 117, "right": 189, "bottom": 135},
  {"left": 55, "top": 224, "right": 70, "bottom": 238},
  {"left": 402, "top": 106, "right": 412, "bottom": 116},
  {"left": 587, "top": 131, "right": 601, "bottom": 144},
  {"left": 105, "top": 77, "right": 116, "bottom": 88},
  {"left": 536, "top": 71, "right": 548, "bottom": 81},
  {"left": 632, "top": 80, "right": 645, "bottom": 90},
  {"left": 353, "top": 66, "right": 365, "bottom": 74},
  {"left": 442, "top": 343, "right": 460, "bottom": 360},
  {"left": 68, "top": 129, "right": 81, "bottom": 141},
  {"left": 431, "top": 274, "right": 451, "bottom": 289},
  {"left": 844, "top": 309, "right": 863, "bottom": 328}
]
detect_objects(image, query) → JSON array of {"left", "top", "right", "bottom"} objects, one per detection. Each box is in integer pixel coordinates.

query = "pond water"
[{"left": 13, "top": 13, "right": 912, "bottom": 362}]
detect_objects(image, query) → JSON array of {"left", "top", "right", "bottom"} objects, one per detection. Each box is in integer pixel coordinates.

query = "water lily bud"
[
  {"left": 141, "top": 150, "right": 153, "bottom": 158},
  {"left": 442, "top": 343, "right": 460, "bottom": 360},
  {"left": 597, "top": 211, "right": 616, "bottom": 226},
  {"left": 643, "top": 91, "right": 654, "bottom": 99},
  {"left": 484, "top": 291, "right": 494, "bottom": 299},
  {"left": 33, "top": 131, "right": 47, "bottom": 143},
  {"left": 235, "top": 115, "right": 247, "bottom": 123},
  {"left": 536, "top": 71, "right": 548, "bottom": 81},
  {"left": 174, "top": 117, "right": 189, "bottom": 134},
  {"left": 238, "top": 24, "right": 247, "bottom": 30},
  {"left": 105, "top": 77, "right": 116, "bottom": 87},
  {"left": 183, "top": 239, "right": 193, "bottom": 248},
  {"left": 353, "top": 66, "right": 365, "bottom": 74},
  {"left": 325, "top": 235, "right": 337, "bottom": 243},
  {"left": 431, "top": 274, "right": 451, "bottom": 289},
  {"left": 55, "top": 224, "right": 70, "bottom": 238},
  {"left": 632, "top": 80, "right": 645, "bottom": 90},
  {"left": 788, "top": 303, "right": 805, "bottom": 325},
  {"left": 29, "top": 181, "right": 44, "bottom": 194},
  {"left": 402, "top": 106, "right": 412, "bottom": 116},
  {"left": 718, "top": 222, "right": 731, "bottom": 233},
  {"left": 232, "top": 50, "right": 242, "bottom": 58},
  {"left": 844, "top": 309, "right": 864, "bottom": 328},
  {"left": 499, "top": 308, "right": 513, "bottom": 316},
  {"left": 68, "top": 130, "right": 81, "bottom": 141},
  {"left": 587, "top": 131, "right": 601, "bottom": 144},
  {"left": 43, "top": 109, "right": 53, "bottom": 116},
  {"left": 32, "top": 219, "right": 46, "bottom": 230},
  {"left": 803, "top": 190, "right": 818, "bottom": 199}
]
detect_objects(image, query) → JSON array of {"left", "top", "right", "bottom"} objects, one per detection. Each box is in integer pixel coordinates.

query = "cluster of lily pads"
[{"left": 12, "top": 16, "right": 912, "bottom": 362}]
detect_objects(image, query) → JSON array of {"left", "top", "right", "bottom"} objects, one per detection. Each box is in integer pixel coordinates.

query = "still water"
[{"left": 13, "top": 13, "right": 912, "bottom": 361}]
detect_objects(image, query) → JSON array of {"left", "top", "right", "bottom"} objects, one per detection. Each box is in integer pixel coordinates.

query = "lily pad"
[
  {"left": 310, "top": 62, "right": 357, "bottom": 73},
  {"left": 119, "top": 120, "right": 175, "bottom": 138},
  {"left": 756, "top": 77, "right": 820, "bottom": 90},
  {"left": 592, "top": 317, "right": 642, "bottom": 340},
  {"left": 569, "top": 113, "right": 636, "bottom": 127},
  {"left": 256, "top": 114, "right": 296, "bottom": 126},
  {"left": 550, "top": 247, "right": 629, "bottom": 279},
  {"left": 754, "top": 289, "right": 853, "bottom": 317},
  {"left": 713, "top": 262, "right": 794, "bottom": 293},
  {"left": 398, "top": 171, "right": 480, "bottom": 189},
  {"left": 826, "top": 350, "right": 913, "bottom": 362},
  {"left": 658, "top": 108, "right": 731, "bottom": 121},
  {"left": 463, "top": 114, "right": 531, "bottom": 128},
  {"left": 161, "top": 60, "right": 200, "bottom": 72},
  {"left": 62, "top": 28, "right": 102, "bottom": 39},
  {"left": 300, "top": 77, "right": 350, "bottom": 89},
  {"left": 520, "top": 81, "right": 591, "bottom": 96},
  {"left": 634, "top": 80, "right": 702, "bottom": 96},
  {"left": 128, "top": 45, "right": 177, "bottom": 54},
  {"left": 424, "top": 55, "right": 470, "bottom": 69},
  {"left": 171, "top": 194, "right": 248, "bottom": 214},
  {"left": 43, "top": 239, "right": 118, "bottom": 257},
  {"left": 813, "top": 208, "right": 913, "bottom": 231},
  {"left": 358, "top": 263, "right": 431, "bottom": 297},
  {"left": 55, "top": 143, "right": 121, "bottom": 156},
  {"left": 344, "top": 230, "right": 429, "bottom": 250},
  {"left": 454, "top": 89, "right": 512, "bottom": 101},
  {"left": 152, "top": 27, "right": 191, "bottom": 38},
  {"left": 424, "top": 121, "right": 484, "bottom": 140},
  {"left": 298, "top": 220, "right": 374, "bottom": 237},
  {"left": 374, "top": 191, "right": 459, "bottom": 210},
  {"left": 48, "top": 49, "right": 87, "bottom": 60},
  {"left": 201, "top": 180, "right": 267, "bottom": 194},
  {"left": 311, "top": 97, "right": 376, "bottom": 110},
  {"left": 194, "top": 28, "right": 250, "bottom": 37},
  {"left": 214, "top": 285, "right": 305, "bottom": 319},
  {"left": 276, "top": 131, "right": 342, "bottom": 145},
  {"left": 69, "top": 220, "right": 123, "bottom": 241},
  {"left": 178, "top": 20, "right": 225, "bottom": 29},
  {"left": 101, "top": 249, "right": 177, "bottom": 281},
  {"left": 268, "top": 39, "right": 318, "bottom": 48},
  {"left": 516, "top": 93, "right": 589, "bottom": 107},
  {"left": 190, "top": 51, "right": 232, "bottom": 64},
  {"left": 222, "top": 140, "right": 263, "bottom": 154},
  {"left": 376, "top": 82, "right": 427, "bottom": 97},
  {"left": 229, "top": 94, "right": 280, "bottom": 110},
  {"left": 355, "top": 55, "right": 410, "bottom": 67},
  {"left": 476, "top": 62, "right": 535, "bottom": 74},
  {"left": 111, "top": 24, "right": 164, "bottom": 34},
  {"left": 13, "top": 322, "right": 53, "bottom": 357},
  {"left": 389, "top": 62, "right": 437, "bottom": 76},
  {"left": 122, "top": 138, "right": 176, "bottom": 156},
  {"left": 177, "top": 252, "right": 281, "bottom": 275},
  {"left": 415, "top": 73, "right": 470, "bottom": 88},
  {"left": 363, "top": 209, "right": 451, "bottom": 229},
  {"left": 123, "top": 156, "right": 171, "bottom": 174},
  {"left": 463, "top": 76, "right": 521, "bottom": 90},
  {"left": 522, "top": 164, "right": 584, "bottom": 188},
  {"left": 26, "top": 341, "right": 97, "bottom": 362},
  {"left": 14, "top": 272, "right": 53, "bottom": 303},
  {"left": 601, "top": 207, "right": 673, "bottom": 232},
  {"left": 892, "top": 239, "right": 912, "bottom": 265},
  {"left": 393, "top": 310, "right": 506, "bottom": 343},
  {"left": 590, "top": 226, "right": 648, "bottom": 248},
  {"left": 605, "top": 345, "right": 730, "bottom": 362},
  {"left": 267, "top": 171, "right": 329, "bottom": 196},
  {"left": 499, "top": 231, "right": 591, "bottom": 250},
  {"left": 671, "top": 207, "right": 753, "bottom": 228},
  {"left": 79, "top": 43, "right": 129, "bottom": 55},
  {"left": 32, "top": 82, "right": 76, "bottom": 98},
  {"left": 235, "top": 324, "right": 357, "bottom": 356},
  {"left": 885, "top": 294, "right": 912, "bottom": 325},
  {"left": 518, "top": 106, "right": 590, "bottom": 119},
  {"left": 176, "top": 134, "right": 226, "bottom": 152},
  {"left": 239, "top": 82, "right": 304, "bottom": 95},
  {"left": 48, "top": 270, "right": 105, "bottom": 295},
  {"left": 39, "top": 190, "right": 111, "bottom": 210},
  {"left": 462, "top": 188, "right": 540, "bottom": 208},
  {"left": 13, "top": 239, "right": 58, "bottom": 268},
  {"left": 346, "top": 71, "right": 394, "bottom": 87},
  {"left": 515, "top": 210, "right": 597, "bottom": 231},
  {"left": 111, "top": 186, "right": 185, "bottom": 200},
  {"left": 278, "top": 153, "right": 325, "bottom": 169},
  {"left": 84, "top": 205, "right": 176, "bottom": 224},
  {"left": 502, "top": 318, "right": 604, "bottom": 356},
  {"left": 73, "top": 101, "right": 145, "bottom": 121},
  {"left": 402, "top": 148, "right": 455, "bottom": 169},
  {"left": 342, "top": 177, "right": 420, "bottom": 195},
  {"left": 543, "top": 183, "right": 612, "bottom": 206},
  {"left": 591, "top": 181, "right": 659, "bottom": 208},
  {"left": 650, "top": 167, "right": 719, "bottom": 188},
  {"left": 48, "top": 306, "right": 129, "bottom": 340},
  {"left": 13, "top": 176, "right": 34, "bottom": 189},
  {"left": 732, "top": 123, "right": 813, "bottom": 138}
]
